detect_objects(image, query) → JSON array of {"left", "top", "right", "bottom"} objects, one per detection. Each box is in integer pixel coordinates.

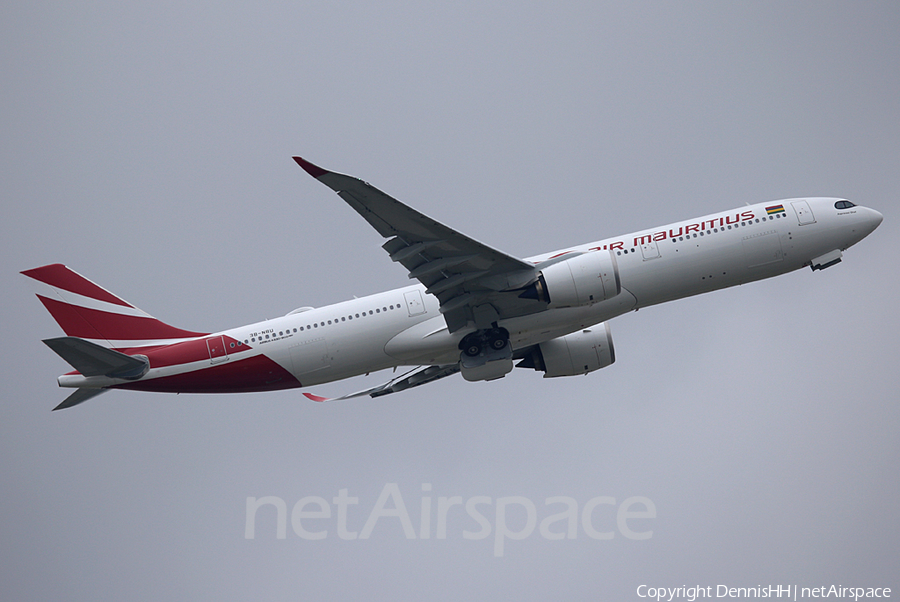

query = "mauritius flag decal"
[{"left": 766, "top": 204, "right": 786, "bottom": 215}]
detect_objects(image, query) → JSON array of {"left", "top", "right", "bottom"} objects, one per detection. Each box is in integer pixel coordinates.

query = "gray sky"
[{"left": 2, "top": 2, "right": 898, "bottom": 599}]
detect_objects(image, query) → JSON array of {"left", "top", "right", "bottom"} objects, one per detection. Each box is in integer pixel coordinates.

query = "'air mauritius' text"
[{"left": 588, "top": 210, "right": 758, "bottom": 251}]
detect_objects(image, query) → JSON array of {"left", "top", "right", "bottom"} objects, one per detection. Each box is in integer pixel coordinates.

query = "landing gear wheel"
[
  {"left": 489, "top": 336, "right": 508, "bottom": 350},
  {"left": 460, "top": 327, "right": 509, "bottom": 358},
  {"left": 464, "top": 342, "right": 482, "bottom": 357},
  {"left": 487, "top": 326, "right": 509, "bottom": 351}
]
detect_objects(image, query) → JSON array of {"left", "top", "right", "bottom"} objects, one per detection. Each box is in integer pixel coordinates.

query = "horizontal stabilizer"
[
  {"left": 43, "top": 337, "right": 149, "bottom": 379},
  {"left": 53, "top": 388, "right": 107, "bottom": 411}
]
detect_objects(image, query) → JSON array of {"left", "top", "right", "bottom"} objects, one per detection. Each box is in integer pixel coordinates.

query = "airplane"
[{"left": 23, "top": 157, "right": 883, "bottom": 410}]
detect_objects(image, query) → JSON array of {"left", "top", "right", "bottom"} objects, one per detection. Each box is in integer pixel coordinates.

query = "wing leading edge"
[{"left": 294, "top": 157, "right": 542, "bottom": 332}]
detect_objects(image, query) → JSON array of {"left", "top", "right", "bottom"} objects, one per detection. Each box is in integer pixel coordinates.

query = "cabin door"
[
  {"left": 206, "top": 336, "right": 229, "bottom": 364},
  {"left": 792, "top": 200, "right": 816, "bottom": 225}
]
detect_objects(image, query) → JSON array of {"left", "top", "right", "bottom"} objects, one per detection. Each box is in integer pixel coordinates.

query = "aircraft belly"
[
  {"left": 383, "top": 288, "right": 639, "bottom": 366},
  {"left": 384, "top": 316, "right": 458, "bottom": 363},
  {"left": 289, "top": 337, "right": 331, "bottom": 376},
  {"left": 289, "top": 322, "right": 405, "bottom": 385},
  {"left": 503, "top": 289, "right": 637, "bottom": 349},
  {"left": 114, "top": 353, "right": 301, "bottom": 393}
]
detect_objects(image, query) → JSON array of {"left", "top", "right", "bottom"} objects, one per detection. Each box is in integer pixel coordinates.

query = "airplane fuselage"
[{"left": 51, "top": 196, "right": 881, "bottom": 398}]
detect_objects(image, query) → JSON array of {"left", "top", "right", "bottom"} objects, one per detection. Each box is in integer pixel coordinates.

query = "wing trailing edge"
[
  {"left": 303, "top": 364, "right": 460, "bottom": 402},
  {"left": 293, "top": 156, "right": 544, "bottom": 332}
]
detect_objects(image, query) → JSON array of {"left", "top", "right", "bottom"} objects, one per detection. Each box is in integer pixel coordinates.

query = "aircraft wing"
[
  {"left": 294, "top": 157, "right": 541, "bottom": 332},
  {"left": 303, "top": 364, "right": 460, "bottom": 402}
]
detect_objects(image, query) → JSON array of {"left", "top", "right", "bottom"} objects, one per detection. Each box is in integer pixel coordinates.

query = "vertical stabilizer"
[{"left": 22, "top": 264, "right": 207, "bottom": 349}]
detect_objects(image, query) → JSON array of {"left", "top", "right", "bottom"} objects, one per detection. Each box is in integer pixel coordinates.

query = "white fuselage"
[{"left": 57, "top": 197, "right": 882, "bottom": 393}]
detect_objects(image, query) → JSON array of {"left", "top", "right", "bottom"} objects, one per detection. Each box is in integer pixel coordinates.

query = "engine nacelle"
[
  {"left": 522, "top": 251, "right": 620, "bottom": 308},
  {"left": 517, "top": 324, "right": 616, "bottom": 377}
]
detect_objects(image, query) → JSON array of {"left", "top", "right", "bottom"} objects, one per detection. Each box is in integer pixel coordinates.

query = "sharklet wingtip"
[{"left": 293, "top": 156, "right": 328, "bottom": 179}]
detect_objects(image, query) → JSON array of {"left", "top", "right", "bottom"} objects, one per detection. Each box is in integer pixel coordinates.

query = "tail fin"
[{"left": 22, "top": 264, "right": 206, "bottom": 349}]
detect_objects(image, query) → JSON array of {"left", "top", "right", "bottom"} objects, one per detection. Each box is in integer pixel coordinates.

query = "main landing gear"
[
  {"left": 461, "top": 326, "right": 509, "bottom": 357},
  {"left": 458, "top": 326, "right": 513, "bottom": 382}
]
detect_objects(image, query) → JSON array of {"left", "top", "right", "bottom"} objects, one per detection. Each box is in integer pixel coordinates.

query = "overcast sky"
[{"left": 2, "top": 2, "right": 898, "bottom": 600}]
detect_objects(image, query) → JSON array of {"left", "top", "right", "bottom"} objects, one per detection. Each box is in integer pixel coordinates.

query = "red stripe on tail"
[
  {"left": 22, "top": 264, "right": 133, "bottom": 307},
  {"left": 36, "top": 295, "right": 206, "bottom": 341},
  {"left": 24, "top": 264, "right": 207, "bottom": 344}
]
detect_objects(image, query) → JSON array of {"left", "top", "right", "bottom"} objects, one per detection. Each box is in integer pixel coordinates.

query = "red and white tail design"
[{"left": 22, "top": 264, "right": 206, "bottom": 350}]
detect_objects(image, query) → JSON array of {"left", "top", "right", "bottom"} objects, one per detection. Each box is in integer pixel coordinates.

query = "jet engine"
[
  {"left": 519, "top": 250, "right": 620, "bottom": 308},
  {"left": 516, "top": 324, "right": 616, "bottom": 377}
]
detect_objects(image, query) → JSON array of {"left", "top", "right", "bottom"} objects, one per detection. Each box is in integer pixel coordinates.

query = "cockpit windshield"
[{"left": 835, "top": 200, "right": 856, "bottom": 209}]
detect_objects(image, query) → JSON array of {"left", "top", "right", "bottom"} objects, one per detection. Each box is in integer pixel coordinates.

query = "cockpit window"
[{"left": 835, "top": 200, "right": 856, "bottom": 209}]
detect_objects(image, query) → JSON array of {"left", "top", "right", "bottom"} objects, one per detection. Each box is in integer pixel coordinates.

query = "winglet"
[
  {"left": 303, "top": 392, "right": 330, "bottom": 402},
  {"left": 293, "top": 156, "right": 328, "bottom": 179}
]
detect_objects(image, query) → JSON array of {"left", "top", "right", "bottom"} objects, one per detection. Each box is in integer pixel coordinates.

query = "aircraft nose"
[{"left": 866, "top": 207, "right": 884, "bottom": 233}]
